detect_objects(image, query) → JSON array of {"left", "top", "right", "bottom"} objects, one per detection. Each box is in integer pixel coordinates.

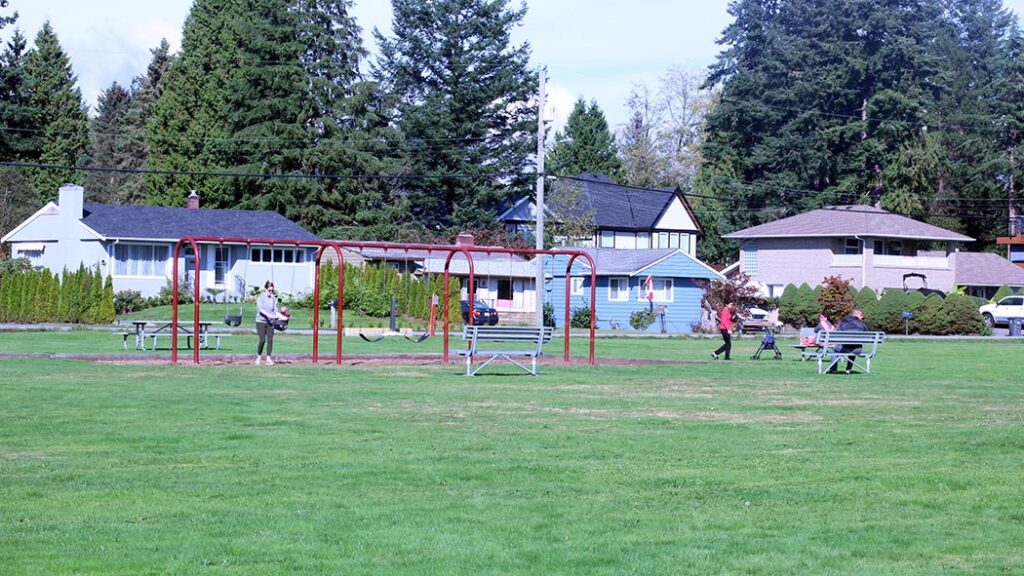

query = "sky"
[{"left": 6, "top": 0, "right": 1024, "bottom": 133}]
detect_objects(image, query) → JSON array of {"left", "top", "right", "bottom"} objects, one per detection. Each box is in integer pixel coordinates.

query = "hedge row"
[
  {"left": 778, "top": 282, "right": 984, "bottom": 335},
  {"left": 0, "top": 263, "right": 115, "bottom": 324}
]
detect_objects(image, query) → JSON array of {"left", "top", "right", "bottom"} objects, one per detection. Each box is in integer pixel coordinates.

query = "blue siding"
[{"left": 544, "top": 252, "right": 718, "bottom": 333}]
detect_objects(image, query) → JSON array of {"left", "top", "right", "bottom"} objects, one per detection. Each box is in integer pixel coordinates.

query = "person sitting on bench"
[{"left": 828, "top": 309, "right": 867, "bottom": 374}]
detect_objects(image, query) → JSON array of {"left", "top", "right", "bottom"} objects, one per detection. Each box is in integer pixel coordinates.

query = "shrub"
[
  {"left": 818, "top": 275, "right": 855, "bottom": 321},
  {"left": 569, "top": 306, "right": 592, "bottom": 329},
  {"left": 543, "top": 302, "right": 555, "bottom": 328},
  {"left": 854, "top": 286, "right": 879, "bottom": 327},
  {"left": 629, "top": 308, "right": 656, "bottom": 331},
  {"left": 792, "top": 283, "right": 819, "bottom": 327},
  {"left": 991, "top": 284, "right": 1014, "bottom": 302},
  {"left": 913, "top": 294, "right": 948, "bottom": 335},
  {"left": 778, "top": 283, "right": 800, "bottom": 327},
  {"left": 943, "top": 293, "right": 984, "bottom": 335},
  {"left": 114, "top": 290, "right": 145, "bottom": 316},
  {"left": 876, "top": 289, "right": 908, "bottom": 333}
]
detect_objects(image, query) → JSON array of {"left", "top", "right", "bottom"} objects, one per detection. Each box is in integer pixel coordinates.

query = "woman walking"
[{"left": 711, "top": 302, "right": 735, "bottom": 360}]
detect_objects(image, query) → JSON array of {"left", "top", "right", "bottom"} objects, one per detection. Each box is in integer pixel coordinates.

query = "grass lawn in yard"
[{"left": 1, "top": 333, "right": 1022, "bottom": 574}]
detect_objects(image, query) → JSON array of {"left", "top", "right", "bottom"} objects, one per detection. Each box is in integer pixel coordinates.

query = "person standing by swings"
[
  {"left": 255, "top": 280, "right": 280, "bottom": 365},
  {"left": 711, "top": 301, "right": 735, "bottom": 360}
]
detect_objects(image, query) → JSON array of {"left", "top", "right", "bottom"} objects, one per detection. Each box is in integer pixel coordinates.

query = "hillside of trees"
[{"left": 2, "top": 0, "right": 1023, "bottom": 264}]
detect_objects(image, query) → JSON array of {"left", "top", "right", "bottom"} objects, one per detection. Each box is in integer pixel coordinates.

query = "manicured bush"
[
  {"left": 913, "top": 294, "right": 948, "bottom": 335},
  {"left": 629, "top": 308, "right": 656, "bottom": 330},
  {"left": 114, "top": 290, "right": 145, "bottom": 316},
  {"left": 792, "top": 283, "right": 819, "bottom": 327},
  {"left": 943, "top": 293, "right": 985, "bottom": 335},
  {"left": 991, "top": 284, "right": 1014, "bottom": 302},
  {"left": 876, "top": 289, "right": 908, "bottom": 333}
]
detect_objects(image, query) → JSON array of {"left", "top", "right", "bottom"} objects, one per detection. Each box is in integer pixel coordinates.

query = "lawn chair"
[{"left": 751, "top": 327, "right": 783, "bottom": 360}]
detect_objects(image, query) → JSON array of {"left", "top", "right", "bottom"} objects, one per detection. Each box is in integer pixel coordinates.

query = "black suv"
[{"left": 460, "top": 300, "right": 499, "bottom": 325}]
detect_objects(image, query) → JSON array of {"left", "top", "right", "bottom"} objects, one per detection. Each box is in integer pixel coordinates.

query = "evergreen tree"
[
  {"left": 22, "top": 22, "right": 89, "bottom": 202},
  {"left": 0, "top": 29, "right": 35, "bottom": 160},
  {"left": 0, "top": 0, "right": 16, "bottom": 30},
  {"left": 373, "top": 0, "right": 537, "bottom": 228},
  {"left": 119, "top": 40, "right": 172, "bottom": 205},
  {"left": 148, "top": 0, "right": 248, "bottom": 207},
  {"left": 85, "top": 82, "right": 132, "bottom": 202},
  {"left": 548, "top": 98, "right": 621, "bottom": 180}
]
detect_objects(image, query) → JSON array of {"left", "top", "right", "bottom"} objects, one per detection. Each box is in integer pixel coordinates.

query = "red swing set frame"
[{"left": 171, "top": 237, "right": 597, "bottom": 366}]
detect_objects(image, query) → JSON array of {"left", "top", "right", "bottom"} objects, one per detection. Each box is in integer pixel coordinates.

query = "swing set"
[{"left": 170, "top": 236, "right": 598, "bottom": 367}]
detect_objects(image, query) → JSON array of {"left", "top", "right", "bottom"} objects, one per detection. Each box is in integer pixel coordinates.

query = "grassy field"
[{"left": 1, "top": 333, "right": 1022, "bottom": 574}]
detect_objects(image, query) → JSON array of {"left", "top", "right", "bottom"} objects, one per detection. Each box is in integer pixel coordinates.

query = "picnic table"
[{"left": 119, "top": 320, "right": 216, "bottom": 351}]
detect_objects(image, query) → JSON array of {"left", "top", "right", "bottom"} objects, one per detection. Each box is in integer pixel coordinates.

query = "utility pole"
[{"left": 535, "top": 67, "right": 547, "bottom": 327}]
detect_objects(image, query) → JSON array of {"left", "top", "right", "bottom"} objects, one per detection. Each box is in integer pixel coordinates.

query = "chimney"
[
  {"left": 456, "top": 233, "right": 474, "bottom": 246},
  {"left": 58, "top": 184, "right": 84, "bottom": 226},
  {"left": 187, "top": 190, "right": 200, "bottom": 209}
]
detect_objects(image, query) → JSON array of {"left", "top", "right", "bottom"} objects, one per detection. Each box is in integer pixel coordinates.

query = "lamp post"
[{"left": 535, "top": 67, "right": 546, "bottom": 326}]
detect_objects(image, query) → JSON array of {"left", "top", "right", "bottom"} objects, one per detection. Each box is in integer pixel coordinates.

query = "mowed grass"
[{"left": 1, "top": 335, "right": 1023, "bottom": 574}]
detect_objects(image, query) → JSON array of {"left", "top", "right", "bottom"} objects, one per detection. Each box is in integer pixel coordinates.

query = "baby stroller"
[{"left": 751, "top": 328, "right": 783, "bottom": 360}]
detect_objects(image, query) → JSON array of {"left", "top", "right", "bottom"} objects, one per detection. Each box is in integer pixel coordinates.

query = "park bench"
[
  {"left": 458, "top": 325, "right": 553, "bottom": 376},
  {"left": 810, "top": 330, "right": 886, "bottom": 374}
]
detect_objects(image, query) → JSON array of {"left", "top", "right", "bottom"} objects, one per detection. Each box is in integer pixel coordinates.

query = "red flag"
[{"left": 645, "top": 274, "right": 654, "bottom": 302}]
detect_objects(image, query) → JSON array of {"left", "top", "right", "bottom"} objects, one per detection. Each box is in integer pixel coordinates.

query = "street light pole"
[{"left": 535, "top": 67, "right": 546, "bottom": 326}]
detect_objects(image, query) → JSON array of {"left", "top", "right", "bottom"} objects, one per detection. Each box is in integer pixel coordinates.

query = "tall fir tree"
[
  {"left": 547, "top": 98, "right": 621, "bottom": 180},
  {"left": 22, "top": 22, "right": 89, "bottom": 203},
  {"left": 373, "top": 0, "right": 537, "bottom": 229},
  {"left": 147, "top": 0, "right": 248, "bottom": 207},
  {"left": 118, "top": 39, "right": 172, "bottom": 205},
  {"left": 0, "top": 28, "right": 36, "bottom": 239},
  {"left": 85, "top": 81, "right": 132, "bottom": 203}
]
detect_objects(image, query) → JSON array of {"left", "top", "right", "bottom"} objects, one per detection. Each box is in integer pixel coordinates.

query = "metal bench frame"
[
  {"left": 812, "top": 330, "right": 886, "bottom": 374},
  {"left": 458, "top": 326, "right": 554, "bottom": 376}
]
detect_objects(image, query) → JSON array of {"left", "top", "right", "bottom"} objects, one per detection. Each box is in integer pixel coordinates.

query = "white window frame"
[
  {"left": 608, "top": 277, "right": 629, "bottom": 302},
  {"left": 113, "top": 243, "right": 169, "bottom": 278},
  {"left": 599, "top": 230, "right": 615, "bottom": 248},
  {"left": 657, "top": 232, "right": 669, "bottom": 248},
  {"left": 570, "top": 277, "right": 585, "bottom": 296},
  {"left": 844, "top": 238, "right": 862, "bottom": 255},
  {"left": 637, "top": 232, "right": 650, "bottom": 249},
  {"left": 637, "top": 277, "right": 673, "bottom": 302},
  {"left": 213, "top": 245, "right": 230, "bottom": 286}
]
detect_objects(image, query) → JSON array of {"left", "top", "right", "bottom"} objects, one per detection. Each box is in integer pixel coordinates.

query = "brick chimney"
[
  {"left": 187, "top": 190, "right": 200, "bottom": 209},
  {"left": 455, "top": 233, "right": 474, "bottom": 246}
]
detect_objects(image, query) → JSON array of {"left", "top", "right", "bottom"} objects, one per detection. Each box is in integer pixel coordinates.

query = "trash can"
[{"left": 1009, "top": 318, "right": 1023, "bottom": 337}]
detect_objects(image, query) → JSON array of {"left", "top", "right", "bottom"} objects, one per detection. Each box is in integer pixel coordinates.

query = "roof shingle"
[
  {"left": 723, "top": 205, "right": 973, "bottom": 242},
  {"left": 80, "top": 203, "right": 320, "bottom": 242}
]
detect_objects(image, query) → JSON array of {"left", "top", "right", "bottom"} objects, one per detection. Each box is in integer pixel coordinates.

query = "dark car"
[{"left": 461, "top": 300, "right": 499, "bottom": 326}]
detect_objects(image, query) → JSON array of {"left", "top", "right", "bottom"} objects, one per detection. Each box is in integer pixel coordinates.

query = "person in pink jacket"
[{"left": 711, "top": 302, "right": 735, "bottom": 360}]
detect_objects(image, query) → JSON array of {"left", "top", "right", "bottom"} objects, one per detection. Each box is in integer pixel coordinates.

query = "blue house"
[
  {"left": 2, "top": 184, "right": 321, "bottom": 300},
  {"left": 545, "top": 248, "right": 723, "bottom": 333}
]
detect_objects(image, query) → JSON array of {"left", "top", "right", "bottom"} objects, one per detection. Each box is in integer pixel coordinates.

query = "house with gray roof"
[
  {"left": 546, "top": 247, "right": 723, "bottom": 333},
  {"left": 498, "top": 173, "right": 701, "bottom": 257},
  {"left": 2, "top": 184, "right": 321, "bottom": 299},
  {"left": 723, "top": 205, "right": 977, "bottom": 295},
  {"left": 953, "top": 252, "right": 1024, "bottom": 299}
]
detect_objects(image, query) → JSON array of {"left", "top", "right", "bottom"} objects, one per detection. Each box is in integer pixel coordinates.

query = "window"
[
  {"left": 873, "top": 240, "right": 903, "bottom": 256},
  {"left": 114, "top": 244, "right": 169, "bottom": 277},
  {"left": 638, "top": 278, "right": 673, "bottom": 302},
  {"left": 600, "top": 231, "right": 615, "bottom": 248},
  {"left": 740, "top": 240, "right": 758, "bottom": 274},
  {"left": 214, "top": 246, "right": 230, "bottom": 285},
  {"left": 608, "top": 277, "right": 628, "bottom": 302},
  {"left": 669, "top": 233, "right": 680, "bottom": 248},
  {"left": 657, "top": 232, "right": 669, "bottom": 248},
  {"left": 497, "top": 279, "right": 513, "bottom": 300},
  {"left": 570, "top": 277, "right": 585, "bottom": 296},
  {"left": 680, "top": 234, "right": 691, "bottom": 253},
  {"left": 251, "top": 247, "right": 304, "bottom": 263},
  {"left": 844, "top": 238, "right": 862, "bottom": 255},
  {"left": 637, "top": 233, "right": 650, "bottom": 249}
]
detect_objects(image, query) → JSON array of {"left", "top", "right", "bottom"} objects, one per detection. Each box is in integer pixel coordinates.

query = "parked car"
[
  {"left": 979, "top": 295, "right": 1024, "bottom": 327},
  {"left": 460, "top": 300, "right": 499, "bottom": 326},
  {"left": 739, "top": 306, "right": 782, "bottom": 334}
]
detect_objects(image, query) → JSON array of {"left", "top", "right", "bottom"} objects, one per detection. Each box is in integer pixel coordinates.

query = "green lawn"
[{"left": 1, "top": 334, "right": 1022, "bottom": 574}]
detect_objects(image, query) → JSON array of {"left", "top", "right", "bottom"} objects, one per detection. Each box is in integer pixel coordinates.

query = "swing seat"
[{"left": 224, "top": 314, "right": 243, "bottom": 327}]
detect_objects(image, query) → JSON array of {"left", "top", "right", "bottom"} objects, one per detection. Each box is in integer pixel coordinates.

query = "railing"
[
  {"left": 873, "top": 255, "right": 949, "bottom": 269},
  {"left": 831, "top": 254, "right": 862, "bottom": 267}
]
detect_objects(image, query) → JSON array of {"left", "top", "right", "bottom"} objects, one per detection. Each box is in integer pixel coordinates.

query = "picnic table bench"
[
  {"left": 116, "top": 321, "right": 228, "bottom": 351},
  {"left": 458, "top": 325, "right": 554, "bottom": 376},
  {"left": 806, "top": 330, "right": 886, "bottom": 374}
]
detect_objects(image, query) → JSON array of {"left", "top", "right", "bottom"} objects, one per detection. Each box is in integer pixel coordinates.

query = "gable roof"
[
  {"left": 80, "top": 203, "right": 320, "bottom": 242},
  {"left": 498, "top": 173, "right": 700, "bottom": 232},
  {"left": 723, "top": 205, "right": 973, "bottom": 242},
  {"left": 954, "top": 252, "right": 1024, "bottom": 287}
]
